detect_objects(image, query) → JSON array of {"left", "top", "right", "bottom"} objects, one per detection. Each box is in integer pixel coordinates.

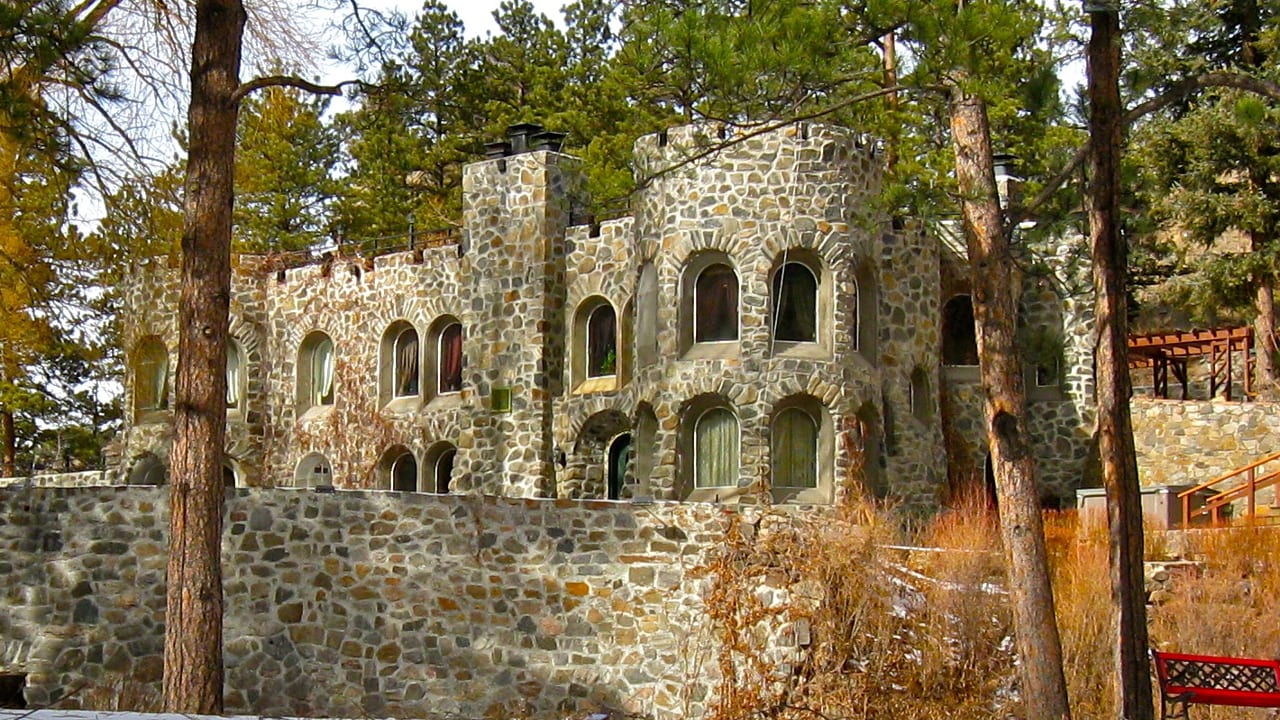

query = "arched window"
[
  {"left": 226, "top": 341, "right": 243, "bottom": 410},
  {"left": 294, "top": 452, "right": 332, "bottom": 488},
  {"left": 426, "top": 443, "right": 457, "bottom": 493},
  {"left": 222, "top": 463, "right": 238, "bottom": 489},
  {"left": 391, "top": 451, "right": 418, "bottom": 492},
  {"left": 587, "top": 304, "right": 618, "bottom": 378},
  {"left": 393, "top": 327, "right": 420, "bottom": 398},
  {"left": 854, "top": 259, "right": 879, "bottom": 359},
  {"left": 772, "top": 396, "right": 835, "bottom": 504},
  {"left": 771, "top": 262, "right": 818, "bottom": 343},
  {"left": 128, "top": 454, "right": 167, "bottom": 485},
  {"left": 437, "top": 322, "right": 463, "bottom": 395},
  {"left": 133, "top": 336, "right": 169, "bottom": 418},
  {"left": 694, "top": 407, "right": 739, "bottom": 489},
  {"left": 297, "top": 332, "right": 336, "bottom": 412},
  {"left": 910, "top": 367, "right": 932, "bottom": 421},
  {"left": 942, "top": 295, "right": 979, "bottom": 366},
  {"left": 694, "top": 264, "right": 739, "bottom": 343},
  {"left": 636, "top": 263, "right": 659, "bottom": 368},
  {"left": 772, "top": 408, "right": 817, "bottom": 490},
  {"left": 608, "top": 433, "right": 632, "bottom": 500}
]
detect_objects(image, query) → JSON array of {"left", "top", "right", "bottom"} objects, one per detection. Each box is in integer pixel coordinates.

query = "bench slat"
[{"left": 1153, "top": 650, "right": 1280, "bottom": 718}]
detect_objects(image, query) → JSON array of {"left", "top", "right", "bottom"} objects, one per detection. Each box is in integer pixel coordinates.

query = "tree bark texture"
[
  {"left": 949, "top": 88, "right": 1072, "bottom": 720},
  {"left": 161, "top": 0, "right": 245, "bottom": 712},
  {"left": 1, "top": 407, "right": 14, "bottom": 477},
  {"left": 1252, "top": 232, "right": 1277, "bottom": 392},
  {"left": 1087, "top": 7, "right": 1154, "bottom": 719}
]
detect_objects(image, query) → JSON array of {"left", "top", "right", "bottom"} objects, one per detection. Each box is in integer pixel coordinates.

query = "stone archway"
[{"left": 561, "top": 409, "right": 631, "bottom": 499}]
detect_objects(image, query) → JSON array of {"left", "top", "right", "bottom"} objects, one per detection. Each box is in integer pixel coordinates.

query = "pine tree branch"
[
  {"left": 1008, "top": 70, "right": 1280, "bottom": 228},
  {"left": 231, "top": 76, "right": 361, "bottom": 105}
]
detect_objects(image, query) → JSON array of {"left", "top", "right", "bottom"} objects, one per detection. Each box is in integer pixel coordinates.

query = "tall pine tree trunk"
[
  {"left": 950, "top": 86, "right": 1072, "bottom": 720},
  {"left": 1252, "top": 232, "right": 1278, "bottom": 393},
  {"left": 162, "top": 0, "right": 245, "bottom": 712},
  {"left": 1086, "top": 7, "right": 1153, "bottom": 719},
  {"left": 1, "top": 407, "right": 14, "bottom": 478}
]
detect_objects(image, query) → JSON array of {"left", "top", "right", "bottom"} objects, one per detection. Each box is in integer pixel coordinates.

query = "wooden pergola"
[{"left": 1128, "top": 327, "right": 1254, "bottom": 401}]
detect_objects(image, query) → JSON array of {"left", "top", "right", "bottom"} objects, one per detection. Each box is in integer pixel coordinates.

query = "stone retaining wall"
[
  {"left": 0, "top": 486, "right": 793, "bottom": 719},
  {"left": 1132, "top": 399, "right": 1280, "bottom": 487}
]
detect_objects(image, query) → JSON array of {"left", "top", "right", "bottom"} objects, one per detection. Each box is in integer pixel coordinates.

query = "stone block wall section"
[
  {"left": 1131, "top": 398, "right": 1280, "bottom": 487},
  {"left": 0, "top": 486, "right": 782, "bottom": 719}
]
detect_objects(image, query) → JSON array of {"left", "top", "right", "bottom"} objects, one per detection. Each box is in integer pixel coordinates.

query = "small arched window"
[
  {"left": 694, "top": 407, "right": 739, "bottom": 489},
  {"left": 226, "top": 341, "right": 244, "bottom": 410},
  {"left": 391, "top": 451, "right": 418, "bottom": 492},
  {"left": 393, "top": 327, "right": 420, "bottom": 398},
  {"left": 133, "top": 336, "right": 169, "bottom": 417},
  {"left": 608, "top": 433, "right": 632, "bottom": 500},
  {"left": 772, "top": 408, "right": 817, "bottom": 489},
  {"left": 437, "top": 322, "right": 463, "bottom": 394},
  {"left": 771, "top": 262, "right": 818, "bottom": 343},
  {"left": 587, "top": 304, "right": 618, "bottom": 378},
  {"left": 129, "top": 454, "right": 167, "bottom": 485},
  {"left": 294, "top": 452, "right": 333, "bottom": 488},
  {"left": 426, "top": 443, "right": 457, "bottom": 493},
  {"left": 694, "top": 264, "right": 739, "bottom": 343}
]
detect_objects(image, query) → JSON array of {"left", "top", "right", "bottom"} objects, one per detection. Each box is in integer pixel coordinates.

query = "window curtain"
[
  {"left": 587, "top": 305, "right": 617, "bottom": 377},
  {"left": 772, "top": 408, "right": 817, "bottom": 488},
  {"left": 314, "top": 337, "right": 335, "bottom": 405},
  {"left": 439, "top": 324, "right": 463, "bottom": 393},
  {"left": 395, "top": 329, "right": 420, "bottom": 397},
  {"left": 695, "top": 408, "right": 738, "bottom": 488},
  {"left": 695, "top": 265, "right": 738, "bottom": 342},
  {"left": 226, "top": 344, "right": 242, "bottom": 408},
  {"left": 773, "top": 264, "right": 817, "bottom": 342}
]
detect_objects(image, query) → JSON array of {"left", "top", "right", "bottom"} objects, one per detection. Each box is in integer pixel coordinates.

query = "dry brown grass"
[
  {"left": 700, "top": 497, "right": 1015, "bottom": 720},
  {"left": 698, "top": 501, "right": 1280, "bottom": 720}
]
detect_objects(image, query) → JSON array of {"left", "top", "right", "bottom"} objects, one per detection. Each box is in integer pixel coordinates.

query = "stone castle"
[
  {"left": 4, "top": 121, "right": 1275, "bottom": 718},
  {"left": 113, "top": 121, "right": 1098, "bottom": 507}
]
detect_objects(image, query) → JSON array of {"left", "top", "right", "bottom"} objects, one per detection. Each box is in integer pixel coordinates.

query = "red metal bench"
[{"left": 1152, "top": 650, "right": 1280, "bottom": 719}]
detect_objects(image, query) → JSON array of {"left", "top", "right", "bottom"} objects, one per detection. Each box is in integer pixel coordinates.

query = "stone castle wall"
[
  {"left": 115, "top": 122, "right": 957, "bottom": 509},
  {"left": 1131, "top": 399, "right": 1280, "bottom": 486},
  {"left": 0, "top": 486, "right": 771, "bottom": 719}
]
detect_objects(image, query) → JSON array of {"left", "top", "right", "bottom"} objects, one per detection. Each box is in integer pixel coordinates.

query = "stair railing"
[{"left": 1177, "top": 451, "right": 1280, "bottom": 528}]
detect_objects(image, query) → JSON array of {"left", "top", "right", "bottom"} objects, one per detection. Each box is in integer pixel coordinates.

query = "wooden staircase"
[{"left": 1178, "top": 451, "right": 1280, "bottom": 528}]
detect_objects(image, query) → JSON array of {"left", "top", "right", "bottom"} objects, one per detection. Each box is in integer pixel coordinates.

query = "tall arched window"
[
  {"left": 636, "top": 263, "right": 659, "bottom": 367},
  {"left": 587, "top": 304, "right": 618, "bottom": 378},
  {"left": 226, "top": 341, "right": 244, "bottom": 410},
  {"left": 133, "top": 336, "right": 169, "bottom": 418},
  {"left": 694, "top": 407, "right": 739, "bottom": 489},
  {"left": 393, "top": 327, "right": 420, "bottom": 398},
  {"left": 694, "top": 264, "right": 739, "bottom": 343},
  {"left": 391, "top": 451, "right": 418, "bottom": 492},
  {"left": 772, "top": 408, "right": 817, "bottom": 489},
  {"left": 942, "top": 295, "right": 979, "bottom": 366},
  {"left": 298, "top": 332, "right": 336, "bottom": 412},
  {"left": 437, "top": 322, "right": 463, "bottom": 394},
  {"left": 771, "top": 262, "right": 818, "bottom": 343},
  {"left": 910, "top": 367, "right": 933, "bottom": 421}
]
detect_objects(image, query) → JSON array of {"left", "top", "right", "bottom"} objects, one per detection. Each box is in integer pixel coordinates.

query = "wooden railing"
[{"left": 1178, "top": 451, "right": 1280, "bottom": 528}]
